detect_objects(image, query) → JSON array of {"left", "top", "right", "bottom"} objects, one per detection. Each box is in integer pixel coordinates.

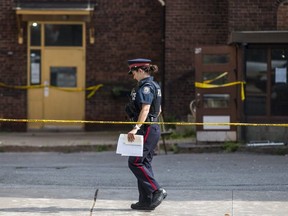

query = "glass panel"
[
  {"left": 245, "top": 95, "right": 266, "bottom": 115},
  {"left": 245, "top": 49, "right": 267, "bottom": 94},
  {"left": 30, "top": 22, "right": 41, "bottom": 46},
  {"left": 45, "top": 24, "right": 82, "bottom": 46},
  {"left": 271, "top": 49, "right": 288, "bottom": 116},
  {"left": 203, "top": 94, "right": 230, "bottom": 108},
  {"left": 30, "top": 50, "right": 41, "bottom": 85},
  {"left": 203, "top": 54, "right": 229, "bottom": 64},
  {"left": 202, "top": 72, "right": 228, "bottom": 84},
  {"left": 245, "top": 49, "right": 267, "bottom": 116},
  {"left": 50, "top": 67, "right": 77, "bottom": 87}
]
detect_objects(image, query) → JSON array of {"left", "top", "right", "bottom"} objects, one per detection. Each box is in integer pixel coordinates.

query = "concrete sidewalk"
[
  {"left": 1, "top": 131, "right": 288, "bottom": 154},
  {"left": 1, "top": 188, "right": 288, "bottom": 216},
  {"left": 0, "top": 131, "right": 195, "bottom": 153}
]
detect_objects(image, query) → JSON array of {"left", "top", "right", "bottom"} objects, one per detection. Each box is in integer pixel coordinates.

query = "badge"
[
  {"left": 131, "top": 89, "right": 136, "bottom": 100},
  {"left": 143, "top": 86, "right": 150, "bottom": 94}
]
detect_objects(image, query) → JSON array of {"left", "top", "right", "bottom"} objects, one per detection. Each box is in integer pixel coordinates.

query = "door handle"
[{"left": 195, "top": 93, "right": 201, "bottom": 107}]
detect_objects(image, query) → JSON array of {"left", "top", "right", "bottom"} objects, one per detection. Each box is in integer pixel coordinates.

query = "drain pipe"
[{"left": 157, "top": 0, "right": 166, "bottom": 106}]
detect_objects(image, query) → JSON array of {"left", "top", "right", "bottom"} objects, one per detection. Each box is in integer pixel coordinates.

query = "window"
[
  {"left": 203, "top": 54, "right": 229, "bottom": 64},
  {"left": 271, "top": 49, "right": 288, "bottom": 115},
  {"left": 245, "top": 46, "right": 288, "bottom": 117},
  {"left": 202, "top": 71, "right": 228, "bottom": 85},
  {"left": 45, "top": 24, "right": 82, "bottom": 46},
  {"left": 203, "top": 94, "right": 230, "bottom": 108},
  {"left": 50, "top": 67, "right": 77, "bottom": 87},
  {"left": 30, "top": 23, "right": 41, "bottom": 46},
  {"left": 30, "top": 50, "right": 41, "bottom": 85},
  {"left": 245, "top": 48, "right": 267, "bottom": 115}
]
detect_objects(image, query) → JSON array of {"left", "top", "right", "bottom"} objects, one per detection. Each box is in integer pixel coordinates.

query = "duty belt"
[{"left": 147, "top": 116, "right": 158, "bottom": 122}]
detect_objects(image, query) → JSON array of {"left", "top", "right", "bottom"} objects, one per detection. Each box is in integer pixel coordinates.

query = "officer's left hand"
[{"left": 127, "top": 128, "right": 138, "bottom": 142}]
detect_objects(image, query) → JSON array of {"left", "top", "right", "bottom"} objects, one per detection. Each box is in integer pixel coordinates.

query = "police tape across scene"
[{"left": 0, "top": 118, "right": 288, "bottom": 127}]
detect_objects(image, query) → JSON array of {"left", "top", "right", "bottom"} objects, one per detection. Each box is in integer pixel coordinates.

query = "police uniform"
[{"left": 126, "top": 59, "right": 166, "bottom": 210}]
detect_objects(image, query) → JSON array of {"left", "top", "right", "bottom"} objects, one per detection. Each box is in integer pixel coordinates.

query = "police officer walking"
[{"left": 125, "top": 58, "right": 167, "bottom": 211}]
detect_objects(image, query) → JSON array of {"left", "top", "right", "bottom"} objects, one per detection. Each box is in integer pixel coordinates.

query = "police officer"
[{"left": 125, "top": 58, "right": 167, "bottom": 211}]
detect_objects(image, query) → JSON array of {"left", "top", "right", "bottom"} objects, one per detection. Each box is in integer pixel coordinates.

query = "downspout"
[
  {"left": 241, "top": 43, "right": 247, "bottom": 143},
  {"left": 157, "top": 0, "right": 166, "bottom": 106}
]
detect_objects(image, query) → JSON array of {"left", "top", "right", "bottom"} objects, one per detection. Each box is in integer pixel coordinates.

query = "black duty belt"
[{"left": 147, "top": 116, "right": 158, "bottom": 122}]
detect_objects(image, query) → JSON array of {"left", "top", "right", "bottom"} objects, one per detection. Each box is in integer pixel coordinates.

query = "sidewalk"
[
  {"left": 1, "top": 188, "right": 288, "bottom": 216},
  {"left": 0, "top": 131, "right": 287, "bottom": 154},
  {"left": 0, "top": 131, "right": 195, "bottom": 153},
  {"left": 0, "top": 131, "right": 119, "bottom": 152}
]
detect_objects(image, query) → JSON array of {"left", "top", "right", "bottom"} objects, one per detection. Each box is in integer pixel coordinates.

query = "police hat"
[{"left": 128, "top": 58, "right": 152, "bottom": 74}]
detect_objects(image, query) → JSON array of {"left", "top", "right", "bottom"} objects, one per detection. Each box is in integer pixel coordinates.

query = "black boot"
[
  {"left": 150, "top": 188, "right": 167, "bottom": 209},
  {"left": 131, "top": 202, "right": 155, "bottom": 211}
]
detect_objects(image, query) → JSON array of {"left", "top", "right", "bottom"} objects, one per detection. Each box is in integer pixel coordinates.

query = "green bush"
[{"left": 222, "top": 142, "right": 240, "bottom": 152}]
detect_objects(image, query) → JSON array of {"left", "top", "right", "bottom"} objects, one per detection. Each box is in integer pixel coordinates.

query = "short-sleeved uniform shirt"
[{"left": 131, "top": 76, "right": 161, "bottom": 121}]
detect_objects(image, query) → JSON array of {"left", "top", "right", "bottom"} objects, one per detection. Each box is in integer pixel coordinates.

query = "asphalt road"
[{"left": 0, "top": 152, "right": 288, "bottom": 216}]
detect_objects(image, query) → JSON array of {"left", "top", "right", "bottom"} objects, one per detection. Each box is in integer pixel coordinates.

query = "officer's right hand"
[{"left": 127, "top": 128, "right": 138, "bottom": 142}]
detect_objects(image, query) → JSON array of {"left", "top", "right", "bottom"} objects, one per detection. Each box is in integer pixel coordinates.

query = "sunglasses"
[{"left": 128, "top": 66, "right": 140, "bottom": 75}]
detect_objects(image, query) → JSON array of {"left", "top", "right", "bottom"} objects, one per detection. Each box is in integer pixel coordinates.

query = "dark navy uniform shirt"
[{"left": 130, "top": 76, "right": 162, "bottom": 122}]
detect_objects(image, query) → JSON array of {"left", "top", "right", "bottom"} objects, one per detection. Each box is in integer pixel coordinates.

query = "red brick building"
[{"left": 1, "top": 0, "right": 288, "bottom": 143}]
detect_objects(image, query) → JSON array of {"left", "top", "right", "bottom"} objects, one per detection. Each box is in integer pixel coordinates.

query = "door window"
[
  {"left": 30, "top": 50, "right": 41, "bottom": 85},
  {"left": 203, "top": 94, "right": 230, "bottom": 108},
  {"left": 45, "top": 24, "right": 82, "bottom": 46},
  {"left": 50, "top": 67, "right": 77, "bottom": 87},
  {"left": 203, "top": 54, "right": 229, "bottom": 64},
  {"left": 203, "top": 71, "right": 228, "bottom": 84}
]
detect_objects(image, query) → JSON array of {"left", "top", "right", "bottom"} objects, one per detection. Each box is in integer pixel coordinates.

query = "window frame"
[{"left": 244, "top": 44, "right": 288, "bottom": 122}]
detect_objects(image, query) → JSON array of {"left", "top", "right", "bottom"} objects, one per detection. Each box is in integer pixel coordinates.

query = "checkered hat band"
[{"left": 128, "top": 63, "right": 150, "bottom": 69}]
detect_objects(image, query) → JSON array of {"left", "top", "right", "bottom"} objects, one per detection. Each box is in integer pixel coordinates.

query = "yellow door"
[
  {"left": 27, "top": 22, "right": 85, "bottom": 130},
  {"left": 43, "top": 48, "right": 85, "bottom": 129}
]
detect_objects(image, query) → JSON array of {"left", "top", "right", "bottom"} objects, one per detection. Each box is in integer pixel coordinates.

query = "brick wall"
[
  {"left": 277, "top": 1, "right": 288, "bottom": 30},
  {"left": 165, "top": 0, "right": 229, "bottom": 120},
  {"left": 85, "top": 0, "right": 163, "bottom": 130},
  {"left": 0, "top": 0, "right": 27, "bottom": 131},
  {"left": 228, "top": 0, "right": 278, "bottom": 31}
]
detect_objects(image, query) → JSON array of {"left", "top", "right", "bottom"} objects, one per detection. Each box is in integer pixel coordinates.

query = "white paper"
[
  {"left": 116, "top": 134, "right": 143, "bottom": 157},
  {"left": 275, "top": 67, "right": 287, "bottom": 83}
]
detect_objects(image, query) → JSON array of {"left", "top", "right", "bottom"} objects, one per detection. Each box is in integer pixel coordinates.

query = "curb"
[
  {"left": 1, "top": 142, "right": 288, "bottom": 155},
  {"left": 176, "top": 143, "right": 288, "bottom": 155},
  {"left": 0, "top": 144, "right": 116, "bottom": 153}
]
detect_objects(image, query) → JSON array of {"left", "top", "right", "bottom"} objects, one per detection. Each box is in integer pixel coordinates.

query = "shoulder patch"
[{"left": 143, "top": 86, "right": 151, "bottom": 94}]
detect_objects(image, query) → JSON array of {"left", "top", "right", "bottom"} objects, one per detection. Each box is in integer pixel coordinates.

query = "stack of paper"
[{"left": 116, "top": 134, "right": 144, "bottom": 157}]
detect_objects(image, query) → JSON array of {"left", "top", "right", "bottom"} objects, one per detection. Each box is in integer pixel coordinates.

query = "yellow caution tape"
[
  {"left": 195, "top": 81, "right": 246, "bottom": 101},
  {"left": 86, "top": 84, "right": 104, "bottom": 99},
  {"left": 196, "top": 71, "right": 245, "bottom": 100},
  {"left": 0, "top": 82, "right": 103, "bottom": 99},
  {"left": 0, "top": 118, "right": 288, "bottom": 127},
  {"left": 0, "top": 82, "right": 44, "bottom": 89},
  {"left": 203, "top": 72, "right": 228, "bottom": 84}
]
